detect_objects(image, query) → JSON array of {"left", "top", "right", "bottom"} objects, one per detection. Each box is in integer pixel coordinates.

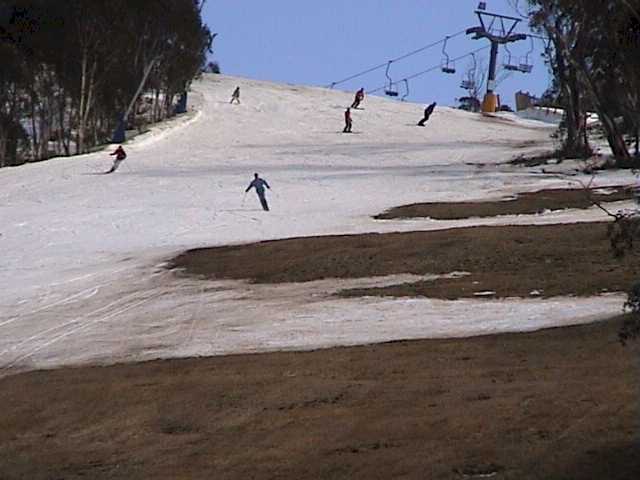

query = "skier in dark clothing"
[
  {"left": 245, "top": 173, "right": 271, "bottom": 211},
  {"left": 106, "top": 145, "right": 127, "bottom": 173},
  {"left": 418, "top": 101, "right": 437, "bottom": 126},
  {"left": 351, "top": 88, "right": 365, "bottom": 109},
  {"left": 230, "top": 86, "right": 240, "bottom": 104},
  {"left": 343, "top": 107, "right": 353, "bottom": 133}
]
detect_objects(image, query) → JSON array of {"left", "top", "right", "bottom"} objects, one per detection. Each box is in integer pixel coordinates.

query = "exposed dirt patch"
[
  {"left": 375, "top": 186, "right": 634, "bottom": 220},
  {"left": 0, "top": 318, "right": 637, "bottom": 479},
  {"left": 509, "top": 151, "right": 562, "bottom": 167},
  {"left": 169, "top": 222, "right": 640, "bottom": 299}
]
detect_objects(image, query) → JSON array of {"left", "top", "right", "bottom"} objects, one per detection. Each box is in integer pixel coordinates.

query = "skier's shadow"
[
  {"left": 317, "top": 131, "right": 364, "bottom": 135},
  {"left": 330, "top": 106, "right": 365, "bottom": 110}
]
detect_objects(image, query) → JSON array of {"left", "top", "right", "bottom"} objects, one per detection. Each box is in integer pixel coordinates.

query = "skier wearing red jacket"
[
  {"left": 106, "top": 145, "right": 127, "bottom": 173},
  {"left": 343, "top": 107, "right": 353, "bottom": 133},
  {"left": 351, "top": 88, "right": 365, "bottom": 109}
]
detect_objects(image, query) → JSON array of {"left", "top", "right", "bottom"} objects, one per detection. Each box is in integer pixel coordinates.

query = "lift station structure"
[{"left": 466, "top": 4, "right": 527, "bottom": 112}]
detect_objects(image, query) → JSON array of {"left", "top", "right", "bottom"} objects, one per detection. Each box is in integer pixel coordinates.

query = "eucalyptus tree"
[
  {"left": 514, "top": 0, "right": 640, "bottom": 164},
  {"left": 0, "top": 0, "right": 213, "bottom": 166}
]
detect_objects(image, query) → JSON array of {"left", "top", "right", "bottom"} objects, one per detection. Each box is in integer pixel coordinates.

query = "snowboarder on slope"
[
  {"left": 106, "top": 145, "right": 127, "bottom": 173},
  {"left": 343, "top": 107, "right": 353, "bottom": 133},
  {"left": 417, "top": 101, "right": 437, "bottom": 126},
  {"left": 245, "top": 172, "right": 271, "bottom": 211},
  {"left": 230, "top": 86, "right": 240, "bottom": 104},
  {"left": 351, "top": 88, "right": 365, "bottom": 109}
]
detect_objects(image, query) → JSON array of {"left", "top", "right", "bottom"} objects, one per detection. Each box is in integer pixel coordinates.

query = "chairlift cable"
[
  {"left": 367, "top": 45, "right": 490, "bottom": 95},
  {"left": 327, "top": 29, "right": 467, "bottom": 88},
  {"left": 525, "top": 33, "right": 550, "bottom": 41}
]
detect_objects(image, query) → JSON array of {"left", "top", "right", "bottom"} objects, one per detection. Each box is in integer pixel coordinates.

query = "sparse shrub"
[
  {"left": 607, "top": 212, "right": 640, "bottom": 258},
  {"left": 603, "top": 210, "right": 640, "bottom": 343},
  {"left": 620, "top": 282, "right": 640, "bottom": 344}
]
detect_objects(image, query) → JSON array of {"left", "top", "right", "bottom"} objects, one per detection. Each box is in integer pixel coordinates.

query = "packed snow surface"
[{"left": 0, "top": 74, "right": 635, "bottom": 374}]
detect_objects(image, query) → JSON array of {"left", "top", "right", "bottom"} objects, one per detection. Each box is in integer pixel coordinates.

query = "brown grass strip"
[
  {"left": 169, "top": 222, "right": 640, "bottom": 299},
  {"left": 374, "top": 186, "right": 634, "bottom": 220}
]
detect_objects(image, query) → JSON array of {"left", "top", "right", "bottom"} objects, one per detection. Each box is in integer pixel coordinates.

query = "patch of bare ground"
[
  {"left": 374, "top": 186, "right": 633, "bottom": 220},
  {"left": 0, "top": 318, "right": 638, "bottom": 479},
  {"left": 169, "top": 222, "right": 640, "bottom": 299}
]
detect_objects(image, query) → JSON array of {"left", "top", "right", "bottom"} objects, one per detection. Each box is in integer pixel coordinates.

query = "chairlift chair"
[
  {"left": 518, "top": 36, "right": 534, "bottom": 73},
  {"left": 441, "top": 58, "right": 456, "bottom": 74},
  {"left": 401, "top": 79, "right": 409, "bottom": 101},
  {"left": 518, "top": 61, "right": 533, "bottom": 73},
  {"left": 441, "top": 36, "right": 456, "bottom": 74},
  {"left": 460, "top": 53, "right": 476, "bottom": 90},
  {"left": 384, "top": 61, "right": 399, "bottom": 97},
  {"left": 503, "top": 45, "right": 520, "bottom": 71},
  {"left": 461, "top": 79, "right": 476, "bottom": 90}
]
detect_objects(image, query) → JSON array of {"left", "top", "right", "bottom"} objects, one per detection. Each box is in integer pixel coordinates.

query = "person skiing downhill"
[
  {"left": 245, "top": 173, "right": 271, "bottom": 211},
  {"left": 343, "top": 107, "right": 353, "bottom": 133},
  {"left": 418, "top": 101, "right": 437, "bottom": 126},
  {"left": 106, "top": 145, "right": 127, "bottom": 173},
  {"left": 351, "top": 88, "right": 365, "bottom": 109},
  {"left": 230, "top": 86, "right": 240, "bottom": 104}
]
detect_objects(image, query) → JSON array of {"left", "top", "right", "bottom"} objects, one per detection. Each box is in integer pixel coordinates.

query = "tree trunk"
[
  {"left": 0, "top": 89, "right": 15, "bottom": 167},
  {"left": 164, "top": 93, "right": 174, "bottom": 119},
  {"left": 154, "top": 89, "right": 160, "bottom": 122},
  {"left": 0, "top": 126, "right": 8, "bottom": 168},
  {"left": 543, "top": 13, "right": 591, "bottom": 159},
  {"left": 29, "top": 92, "right": 38, "bottom": 161},
  {"left": 77, "top": 50, "right": 87, "bottom": 154},
  {"left": 573, "top": 62, "right": 632, "bottom": 165},
  {"left": 60, "top": 94, "right": 70, "bottom": 156},
  {"left": 77, "top": 49, "right": 98, "bottom": 154},
  {"left": 124, "top": 58, "right": 158, "bottom": 123},
  {"left": 556, "top": 54, "right": 589, "bottom": 157}
]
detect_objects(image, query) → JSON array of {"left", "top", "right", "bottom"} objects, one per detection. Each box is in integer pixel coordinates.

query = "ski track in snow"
[
  {"left": 0, "top": 291, "right": 161, "bottom": 371},
  {"left": 0, "top": 74, "right": 636, "bottom": 375}
]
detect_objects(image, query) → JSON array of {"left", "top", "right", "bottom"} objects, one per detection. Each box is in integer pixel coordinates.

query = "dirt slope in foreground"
[{"left": 0, "top": 318, "right": 638, "bottom": 480}]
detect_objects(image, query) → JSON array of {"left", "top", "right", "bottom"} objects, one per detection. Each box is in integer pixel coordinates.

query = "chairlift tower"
[{"left": 466, "top": 4, "right": 527, "bottom": 112}]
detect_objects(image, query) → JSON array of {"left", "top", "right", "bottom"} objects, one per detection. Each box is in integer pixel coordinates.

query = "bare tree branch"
[
  {"left": 621, "top": 0, "right": 640, "bottom": 21},
  {"left": 507, "top": 0, "right": 530, "bottom": 19},
  {"left": 569, "top": 175, "right": 622, "bottom": 220}
]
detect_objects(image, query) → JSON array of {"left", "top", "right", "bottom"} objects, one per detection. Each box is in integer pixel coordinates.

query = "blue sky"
[{"left": 202, "top": 1, "right": 550, "bottom": 108}]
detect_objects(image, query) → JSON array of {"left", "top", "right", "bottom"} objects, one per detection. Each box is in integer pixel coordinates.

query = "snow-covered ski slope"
[{"left": 0, "top": 74, "right": 634, "bottom": 374}]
